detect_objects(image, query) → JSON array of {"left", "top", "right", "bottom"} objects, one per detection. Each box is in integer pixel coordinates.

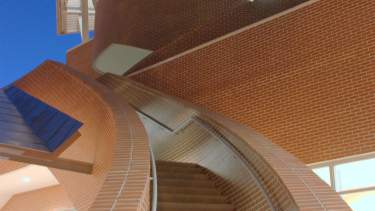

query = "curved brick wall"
[
  {"left": 98, "top": 75, "right": 351, "bottom": 210},
  {"left": 66, "top": 41, "right": 100, "bottom": 79},
  {"left": 14, "top": 61, "right": 150, "bottom": 211}
]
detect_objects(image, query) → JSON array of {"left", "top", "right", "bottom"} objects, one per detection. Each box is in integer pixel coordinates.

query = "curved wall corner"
[
  {"left": 66, "top": 41, "right": 101, "bottom": 79},
  {"left": 13, "top": 61, "right": 150, "bottom": 211}
]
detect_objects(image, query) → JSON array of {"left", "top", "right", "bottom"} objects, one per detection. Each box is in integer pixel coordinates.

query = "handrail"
[
  {"left": 137, "top": 109, "right": 174, "bottom": 132},
  {"left": 193, "top": 117, "right": 276, "bottom": 211},
  {"left": 149, "top": 139, "right": 158, "bottom": 211}
]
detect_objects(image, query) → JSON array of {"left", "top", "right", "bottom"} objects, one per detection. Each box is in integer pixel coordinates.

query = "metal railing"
[
  {"left": 193, "top": 117, "right": 276, "bottom": 211},
  {"left": 149, "top": 141, "right": 158, "bottom": 211}
]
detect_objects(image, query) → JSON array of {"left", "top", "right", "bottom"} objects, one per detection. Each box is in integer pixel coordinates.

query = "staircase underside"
[{"left": 156, "top": 160, "right": 234, "bottom": 211}]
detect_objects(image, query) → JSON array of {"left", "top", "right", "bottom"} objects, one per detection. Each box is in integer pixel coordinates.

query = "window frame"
[{"left": 309, "top": 152, "right": 375, "bottom": 195}]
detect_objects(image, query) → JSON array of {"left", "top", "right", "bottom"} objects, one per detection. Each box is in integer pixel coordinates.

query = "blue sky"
[{"left": 0, "top": 0, "right": 81, "bottom": 87}]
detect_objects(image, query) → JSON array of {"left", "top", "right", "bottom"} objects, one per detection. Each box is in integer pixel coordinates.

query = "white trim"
[
  {"left": 308, "top": 151, "right": 375, "bottom": 167},
  {"left": 78, "top": 15, "right": 84, "bottom": 41},
  {"left": 329, "top": 164, "right": 336, "bottom": 190},
  {"left": 310, "top": 152, "right": 375, "bottom": 195},
  {"left": 128, "top": 0, "right": 320, "bottom": 77},
  {"left": 80, "top": 0, "right": 90, "bottom": 43},
  {"left": 91, "top": 0, "right": 96, "bottom": 9},
  {"left": 340, "top": 186, "right": 375, "bottom": 195}
]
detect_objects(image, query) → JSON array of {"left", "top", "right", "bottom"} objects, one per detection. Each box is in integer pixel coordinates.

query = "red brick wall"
[
  {"left": 126, "top": 0, "right": 310, "bottom": 73},
  {"left": 66, "top": 41, "right": 100, "bottom": 79},
  {"left": 93, "top": 0, "right": 308, "bottom": 65},
  {"left": 132, "top": 0, "right": 375, "bottom": 164},
  {"left": 94, "top": 0, "right": 245, "bottom": 55}
]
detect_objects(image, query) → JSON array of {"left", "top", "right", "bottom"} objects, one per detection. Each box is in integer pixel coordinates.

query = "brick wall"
[
  {"left": 15, "top": 61, "right": 150, "bottom": 211},
  {"left": 66, "top": 41, "right": 100, "bottom": 79},
  {"left": 2, "top": 185, "right": 73, "bottom": 211},
  {"left": 126, "top": 0, "right": 309, "bottom": 73},
  {"left": 94, "top": 0, "right": 308, "bottom": 67},
  {"left": 132, "top": 0, "right": 375, "bottom": 164},
  {"left": 94, "top": 0, "right": 246, "bottom": 51}
]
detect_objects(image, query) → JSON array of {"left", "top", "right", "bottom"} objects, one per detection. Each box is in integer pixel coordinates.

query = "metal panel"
[
  {"left": 4, "top": 87, "right": 83, "bottom": 152},
  {"left": 0, "top": 89, "right": 48, "bottom": 151},
  {"left": 93, "top": 44, "right": 153, "bottom": 75}
]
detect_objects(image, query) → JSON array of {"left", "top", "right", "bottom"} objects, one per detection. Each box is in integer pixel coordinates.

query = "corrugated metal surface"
[
  {"left": 0, "top": 89, "right": 48, "bottom": 151},
  {"left": 57, "top": 0, "right": 95, "bottom": 34},
  {"left": 98, "top": 74, "right": 197, "bottom": 131},
  {"left": 4, "top": 86, "right": 83, "bottom": 152}
]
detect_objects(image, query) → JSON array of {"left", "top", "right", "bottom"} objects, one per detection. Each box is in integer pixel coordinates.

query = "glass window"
[
  {"left": 342, "top": 190, "right": 375, "bottom": 211},
  {"left": 312, "top": 166, "right": 331, "bottom": 186},
  {"left": 335, "top": 158, "right": 375, "bottom": 191}
]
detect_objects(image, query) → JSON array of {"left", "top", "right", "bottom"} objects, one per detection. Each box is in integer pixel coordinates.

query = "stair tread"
[
  {"left": 157, "top": 171, "right": 209, "bottom": 180},
  {"left": 158, "top": 179, "right": 215, "bottom": 188},
  {"left": 157, "top": 167, "right": 203, "bottom": 174},
  {"left": 158, "top": 177, "right": 213, "bottom": 183},
  {"left": 159, "top": 193, "right": 229, "bottom": 203},
  {"left": 158, "top": 186, "right": 220, "bottom": 194},
  {"left": 156, "top": 161, "right": 234, "bottom": 210},
  {"left": 157, "top": 164, "right": 201, "bottom": 170},
  {"left": 156, "top": 160, "right": 198, "bottom": 168},
  {"left": 159, "top": 192, "right": 226, "bottom": 197},
  {"left": 158, "top": 202, "right": 234, "bottom": 211}
]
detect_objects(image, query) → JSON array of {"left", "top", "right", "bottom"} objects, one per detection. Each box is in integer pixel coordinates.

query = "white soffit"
[
  {"left": 57, "top": 0, "right": 95, "bottom": 34},
  {"left": 0, "top": 165, "right": 59, "bottom": 208},
  {"left": 93, "top": 44, "right": 153, "bottom": 75}
]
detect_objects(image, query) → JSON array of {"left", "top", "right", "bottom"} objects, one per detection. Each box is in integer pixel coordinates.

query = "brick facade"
[
  {"left": 14, "top": 61, "right": 150, "bottom": 211},
  {"left": 66, "top": 41, "right": 100, "bottom": 79},
  {"left": 94, "top": 0, "right": 308, "bottom": 71},
  {"left": 132, "top": 0, "right": 375, "bottom": 164}
]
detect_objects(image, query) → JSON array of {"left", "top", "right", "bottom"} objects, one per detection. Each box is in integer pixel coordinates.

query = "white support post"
[
  {"left": 91, "top": 0, "right": 97, "bottom": 10},
  {"left": 80, "top": 0, "right": 89, "bottom": 43}
]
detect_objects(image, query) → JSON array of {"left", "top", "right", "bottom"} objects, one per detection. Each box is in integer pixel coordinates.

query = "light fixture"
[{"left": 21, "top": 176, "right": 31, "bottom": 183}]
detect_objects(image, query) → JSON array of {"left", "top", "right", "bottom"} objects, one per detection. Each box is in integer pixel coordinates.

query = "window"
[
  {"left": 342, "top": 190, "right": 375, "bottom": 211},
  {"left": 312, "top": 166, "right": 331, "bottom": 186},
  {"left": 310, "top": 154, "right": 375, "bottom": 211},
  {"left": 335, "top": 158, "right": 375, "bottom": 192}
]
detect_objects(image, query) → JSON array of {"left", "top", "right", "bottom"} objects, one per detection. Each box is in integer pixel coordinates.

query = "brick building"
[{"left": 0, "top": 0, "right": 373, "bottom": 210}]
